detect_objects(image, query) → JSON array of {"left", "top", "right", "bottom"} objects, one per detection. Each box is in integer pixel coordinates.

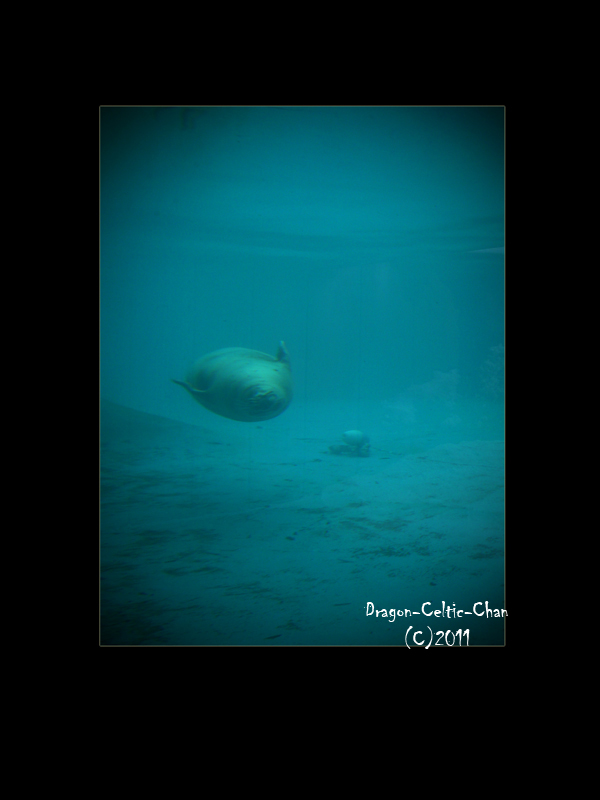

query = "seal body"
[{"left": 172, "top": 341, "right": 292, "bottom": 422}]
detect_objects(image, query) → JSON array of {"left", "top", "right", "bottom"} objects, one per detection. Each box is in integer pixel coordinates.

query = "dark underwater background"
[{"left": 100, "top": 106, "right": 505, "bottom": 645}]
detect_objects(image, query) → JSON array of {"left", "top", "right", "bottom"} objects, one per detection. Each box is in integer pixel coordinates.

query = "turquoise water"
[{"left": 100, "top": 107, "right": 505, "bottom": 645}]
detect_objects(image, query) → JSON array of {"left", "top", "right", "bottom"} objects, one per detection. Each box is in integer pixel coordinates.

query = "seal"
[{"left": 172, "top": 341, "right": 292, "bottom": 422}]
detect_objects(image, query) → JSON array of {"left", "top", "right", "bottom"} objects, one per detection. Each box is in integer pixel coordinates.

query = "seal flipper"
[
  {"left": 171, "top": 379, "right": 207, "bottom": 398},
  {"left": 275, "top": 341, "right": 290, "bottom": 364}
]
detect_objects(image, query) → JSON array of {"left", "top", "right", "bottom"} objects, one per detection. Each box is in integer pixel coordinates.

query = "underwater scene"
[{"left": 100, "top": 106, "right": 505, "bottom": 646}]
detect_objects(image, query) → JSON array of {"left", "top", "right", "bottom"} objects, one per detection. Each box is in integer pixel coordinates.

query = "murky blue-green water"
[{"left": 101, "top": 107, "right": 505, "bottom": 645}]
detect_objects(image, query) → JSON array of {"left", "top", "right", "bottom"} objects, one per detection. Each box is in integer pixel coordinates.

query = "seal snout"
[{"left": 248, "top": 388, "right": 281, "bottom": 413}]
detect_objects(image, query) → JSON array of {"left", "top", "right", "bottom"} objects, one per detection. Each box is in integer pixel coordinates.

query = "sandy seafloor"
[{"left": 101, "top": 399, "right": 505, "bottom": 646}]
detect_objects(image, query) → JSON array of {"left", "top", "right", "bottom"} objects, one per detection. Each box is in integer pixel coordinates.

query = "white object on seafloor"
[{"left": 342, "top": 430, "right": 370, "bottom": 451}]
